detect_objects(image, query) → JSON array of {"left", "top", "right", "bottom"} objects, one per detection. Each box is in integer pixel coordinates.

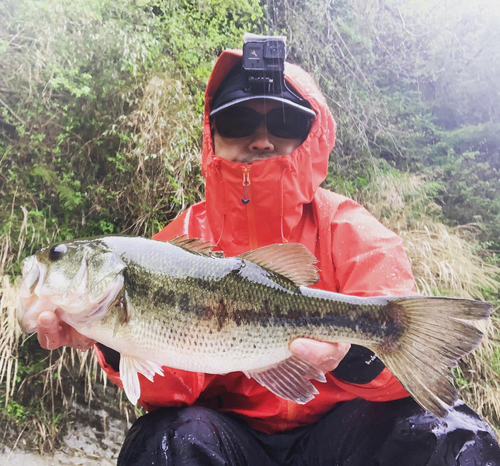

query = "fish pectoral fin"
[
  {"left": 119, "top": 355, "right": 164, "bottom": 405},
  {"left": 112, "top": 290, "right": 130, "bottom": 337},
  {"left": 244, "top": 356, "right": 326, "bottom": 404}
]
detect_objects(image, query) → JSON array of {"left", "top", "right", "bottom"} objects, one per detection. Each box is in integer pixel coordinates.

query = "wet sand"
[
  {"left": 0, "top": 450, "right": 114, "bottom": 466},
  {"left": 0, "top": 404, "right": 126, "bottom": 466}
]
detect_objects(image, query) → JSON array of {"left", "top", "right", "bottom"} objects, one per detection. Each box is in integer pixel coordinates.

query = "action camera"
[{"left": 242, "top": 34, "right": 287, "bottom": 93}]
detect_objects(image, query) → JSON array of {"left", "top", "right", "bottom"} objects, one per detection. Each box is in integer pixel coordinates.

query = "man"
[{"left": 36, "top": 46, "right": 500, "bottom": 465}]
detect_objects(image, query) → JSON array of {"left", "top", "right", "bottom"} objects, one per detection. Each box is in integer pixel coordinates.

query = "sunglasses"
[{"left": 213, "top": 106, "right": 313, "bottom": 140}]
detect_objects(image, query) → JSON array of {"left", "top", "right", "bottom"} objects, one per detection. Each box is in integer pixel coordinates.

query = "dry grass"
[
  {"left": 2, "top": 165, "right": 499, "bottom": 446},
  {"left": 0, "top": 274, "right": 20, "bottom": 407},
  {"left": 360, "top": 169, "right": 500, "bottom": 431},
  {"left": 114, "top": 73, "right": 204, "bottom": 236},
  {"left": 0, "top": 210, "right": 28, "bottom": 408}
]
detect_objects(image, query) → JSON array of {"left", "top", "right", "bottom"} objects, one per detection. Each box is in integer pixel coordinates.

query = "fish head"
[{"left": 18, "top": 239, "right": 126, "bottom": 333}]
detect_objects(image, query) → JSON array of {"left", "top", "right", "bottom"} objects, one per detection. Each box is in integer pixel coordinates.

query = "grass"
[
  {"left": 1, "top": 166, "right": 499, "bottom": 447},
  {"left": 359, "top": 168, "right": 500, "bottom": 433},
  {"left": 0, "top": 275, "right": 19, "bottom": 409},
  {"left": 105, "top": 72, "right": 204, "bottom": 237}
]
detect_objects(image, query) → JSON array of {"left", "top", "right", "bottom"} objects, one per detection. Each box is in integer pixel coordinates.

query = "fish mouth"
[
  {"left": 17, "top": 256, "right": 49, "bottom": 333},
  {"left": 17, "top": 255, "right": 124, "bottom": 334}
]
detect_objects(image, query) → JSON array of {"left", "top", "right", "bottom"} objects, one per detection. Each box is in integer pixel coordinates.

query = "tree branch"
[{"left": 0, "top": 95, "right": 26, "bottom": 126}]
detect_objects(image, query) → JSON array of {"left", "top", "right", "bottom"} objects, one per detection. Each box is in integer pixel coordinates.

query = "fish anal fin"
[
  {"left": 119, "top": 355, "right": 164, "bottom": 405},
  {"left": 237, "top": 243, "right": 319, "bottom": 287},
  {"left": 169, "top": 236, "right": 218, "bottom": 256},
  {"left": 245, "top": 356, "right": 326, "bottom": 404}
]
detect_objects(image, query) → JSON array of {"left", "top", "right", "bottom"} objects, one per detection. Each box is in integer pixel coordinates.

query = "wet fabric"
[
  {"left": 117, "top": 400, "right": 500, "bottom": 466},
  {"left": 96, "top": 49, "right": 500, "bottom": 462},
  {"left": 95, "top": 48, "right": 424, "bottom": 433},
  {"left": 96, "top": 187, "right": 415, "bottom": 433}
]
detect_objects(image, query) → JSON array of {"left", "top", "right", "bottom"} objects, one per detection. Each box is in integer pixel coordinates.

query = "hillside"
[{"left": 1, "top": 0, "right": 499, "bottom": 455}]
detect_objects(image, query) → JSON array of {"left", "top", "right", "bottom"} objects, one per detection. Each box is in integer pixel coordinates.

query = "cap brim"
[{"left": 210, "top": 96, "right": 317, "bottom": 118}]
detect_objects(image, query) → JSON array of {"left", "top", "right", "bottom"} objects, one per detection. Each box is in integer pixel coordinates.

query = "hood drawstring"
[
  {"left": 211, "top": 159, "right": 227, "bottom": 247},
  {"left": 279, "top": 159, "right": 291, "bottom": 243}
]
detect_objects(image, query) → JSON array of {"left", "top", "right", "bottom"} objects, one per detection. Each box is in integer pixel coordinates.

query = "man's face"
[{"left": 211, "top": 100, "right": 305, "bottom": 164}]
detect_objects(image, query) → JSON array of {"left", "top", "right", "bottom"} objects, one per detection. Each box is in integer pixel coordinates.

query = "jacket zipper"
[
  {"left": 241, "top": 166, "right": 258, "bottom": 250},
  {"left": 241, "top": 167, "right": 251, "bottom": 204}
]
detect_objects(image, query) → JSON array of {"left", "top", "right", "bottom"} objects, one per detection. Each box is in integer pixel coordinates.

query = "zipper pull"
[{"left": 241, "top": 166, "right": 251, "bottom": 204}]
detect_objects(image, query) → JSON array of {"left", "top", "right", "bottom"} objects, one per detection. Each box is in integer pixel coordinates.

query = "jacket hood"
[{"left": 201, "top": 49, "right": 336, "bottom": 255}]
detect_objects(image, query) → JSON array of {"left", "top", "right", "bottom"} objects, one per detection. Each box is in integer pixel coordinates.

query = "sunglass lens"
[
  {"left": 266, "top": 108, "right": 311, "bottom": 139},
  {"left": 214, "top": 106, "right": 312, "bottom": 140},
  {"left": 214, "top": 107, "right": 259, "bottom": 138}
]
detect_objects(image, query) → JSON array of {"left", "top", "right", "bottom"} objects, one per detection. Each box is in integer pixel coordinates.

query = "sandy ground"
[
  {"left": 0, "top": 450, "right": 114, "bottom": 466},
  {"left": 0, "top": 405, "right": 127, "bottom": 466}
]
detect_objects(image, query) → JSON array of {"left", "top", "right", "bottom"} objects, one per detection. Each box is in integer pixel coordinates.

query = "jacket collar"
[{"left": 201, "top": 50, "right": 336, "bottom": 255}]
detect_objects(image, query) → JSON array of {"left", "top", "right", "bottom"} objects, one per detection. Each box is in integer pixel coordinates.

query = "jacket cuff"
[
  {"left": 95, "top": 343, "right": 121, "bottom": 372},
  {"left": 332, "top": 344, "right": 385, "bottom": 384}
]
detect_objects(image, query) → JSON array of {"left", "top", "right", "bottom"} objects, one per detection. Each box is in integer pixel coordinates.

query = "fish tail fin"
[{"left": 376, "top": 297, "right": 491, "bottom": 417}]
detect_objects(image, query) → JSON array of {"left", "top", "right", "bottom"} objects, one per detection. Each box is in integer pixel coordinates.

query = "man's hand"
[
  {"left": 36, "top": 311, "right": 95, "bottom": 351},
  {"left": 290, "top": 339, "right": 351, "bottom": 373}
]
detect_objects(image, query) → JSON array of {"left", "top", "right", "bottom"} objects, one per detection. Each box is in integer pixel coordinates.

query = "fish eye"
[{"left": 48, "top": 244, "right": 67, "bottom": 261}]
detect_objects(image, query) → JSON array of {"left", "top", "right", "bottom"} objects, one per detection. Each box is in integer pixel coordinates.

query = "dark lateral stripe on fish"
[
  {"left": 124, "top": 264, "right": 405, "bottom": 342},
  {"left": 191, "top": 299, "right": 405, "bottom": 342}
]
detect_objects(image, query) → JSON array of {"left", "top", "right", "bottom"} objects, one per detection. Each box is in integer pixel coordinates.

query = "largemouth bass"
[{"left": 17, "top": 236, "right": 491, "bottom": 417}]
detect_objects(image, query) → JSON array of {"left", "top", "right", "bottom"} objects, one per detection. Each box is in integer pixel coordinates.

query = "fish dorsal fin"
[
  {"left": 169, "top": 235, "right": 219, "bottom": 257},
  {"left": 237, "top": 243, "right": 319, "bottom": 286}
]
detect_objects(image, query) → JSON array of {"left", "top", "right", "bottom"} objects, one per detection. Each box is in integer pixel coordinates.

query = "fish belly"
[{"left": 89, "top": 319, "right": 295, "bottom": 374}]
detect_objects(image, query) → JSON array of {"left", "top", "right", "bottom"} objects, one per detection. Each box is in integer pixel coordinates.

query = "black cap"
[{"left": 210, "top": 64, "right": 316, "bottom": 118}]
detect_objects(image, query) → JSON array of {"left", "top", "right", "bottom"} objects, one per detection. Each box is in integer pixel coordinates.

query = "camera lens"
[{"left": 264, "top": 40, "right": 285, "bottom": 59}]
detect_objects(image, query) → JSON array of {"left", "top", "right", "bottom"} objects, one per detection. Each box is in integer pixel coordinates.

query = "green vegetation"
[
  {"left": 272, "top": 0, "right": 500, "bottom": 246},
  {"left": 0, "top": 0, "right": 264, "bottom": 264},
  {"left": 1, "top": 0, "right": 499, "bottom": 449},
  {"left": 0, "top": 0, "right": 264, "bottom": 448}
]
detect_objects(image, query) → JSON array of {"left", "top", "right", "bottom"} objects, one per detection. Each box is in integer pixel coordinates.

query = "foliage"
[
  {"left": 0, "top": 0, "right": 264, "bottom": 268},
  {"left": 431, "top": 123, "right": 500, "bottom": 240},
  {"left": 1, "top": 0, "right": 500, "bottom": 452},
  {"left": 0, "top": 0, "right": 264, "bottom": 449},
  {"left": 267, "top": 0, "right": 500, "bottom": 246}
]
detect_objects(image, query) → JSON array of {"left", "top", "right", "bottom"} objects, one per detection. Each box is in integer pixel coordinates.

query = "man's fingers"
[
  {"left": 69, "top": 328, "right": 96, "bottom": 351},
  {"left": 37, "top": 311, "right": 63, "bottom": 350},
  {"left": 36, "top": 312, "right": 96, "bottom": 351},
  {"left": 290, "top": 339, "right": 351, "bottom": 372},
  {"left": 38, "top": 311, "right": 58, "bottom": 330}
]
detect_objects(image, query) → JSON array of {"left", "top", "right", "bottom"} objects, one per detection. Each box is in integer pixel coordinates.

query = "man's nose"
[{"left": 248, "top": 123, "right": 274, "bottom": 152}]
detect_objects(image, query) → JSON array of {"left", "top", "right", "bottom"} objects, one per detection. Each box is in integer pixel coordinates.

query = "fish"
[{"left": 17, "top": 236, "right": 491, "bottom": 417}]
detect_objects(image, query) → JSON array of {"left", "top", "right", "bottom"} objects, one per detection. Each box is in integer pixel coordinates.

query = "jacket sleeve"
[
  {"left": 329, "top": 198, "right": 416, "bottom": 399},
  {"left": 95, "top": 344, "right": 209, "bottom": 409}
]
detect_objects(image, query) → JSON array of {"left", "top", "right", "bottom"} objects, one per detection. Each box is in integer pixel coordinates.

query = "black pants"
[{"left": 118, "top": 398, "right": 500, "bottom": 466}]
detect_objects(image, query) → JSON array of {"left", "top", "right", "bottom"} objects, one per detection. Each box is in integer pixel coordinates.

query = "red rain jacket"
[{"left": 96, "top": 50, "right": 416, "bottom": 433}]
